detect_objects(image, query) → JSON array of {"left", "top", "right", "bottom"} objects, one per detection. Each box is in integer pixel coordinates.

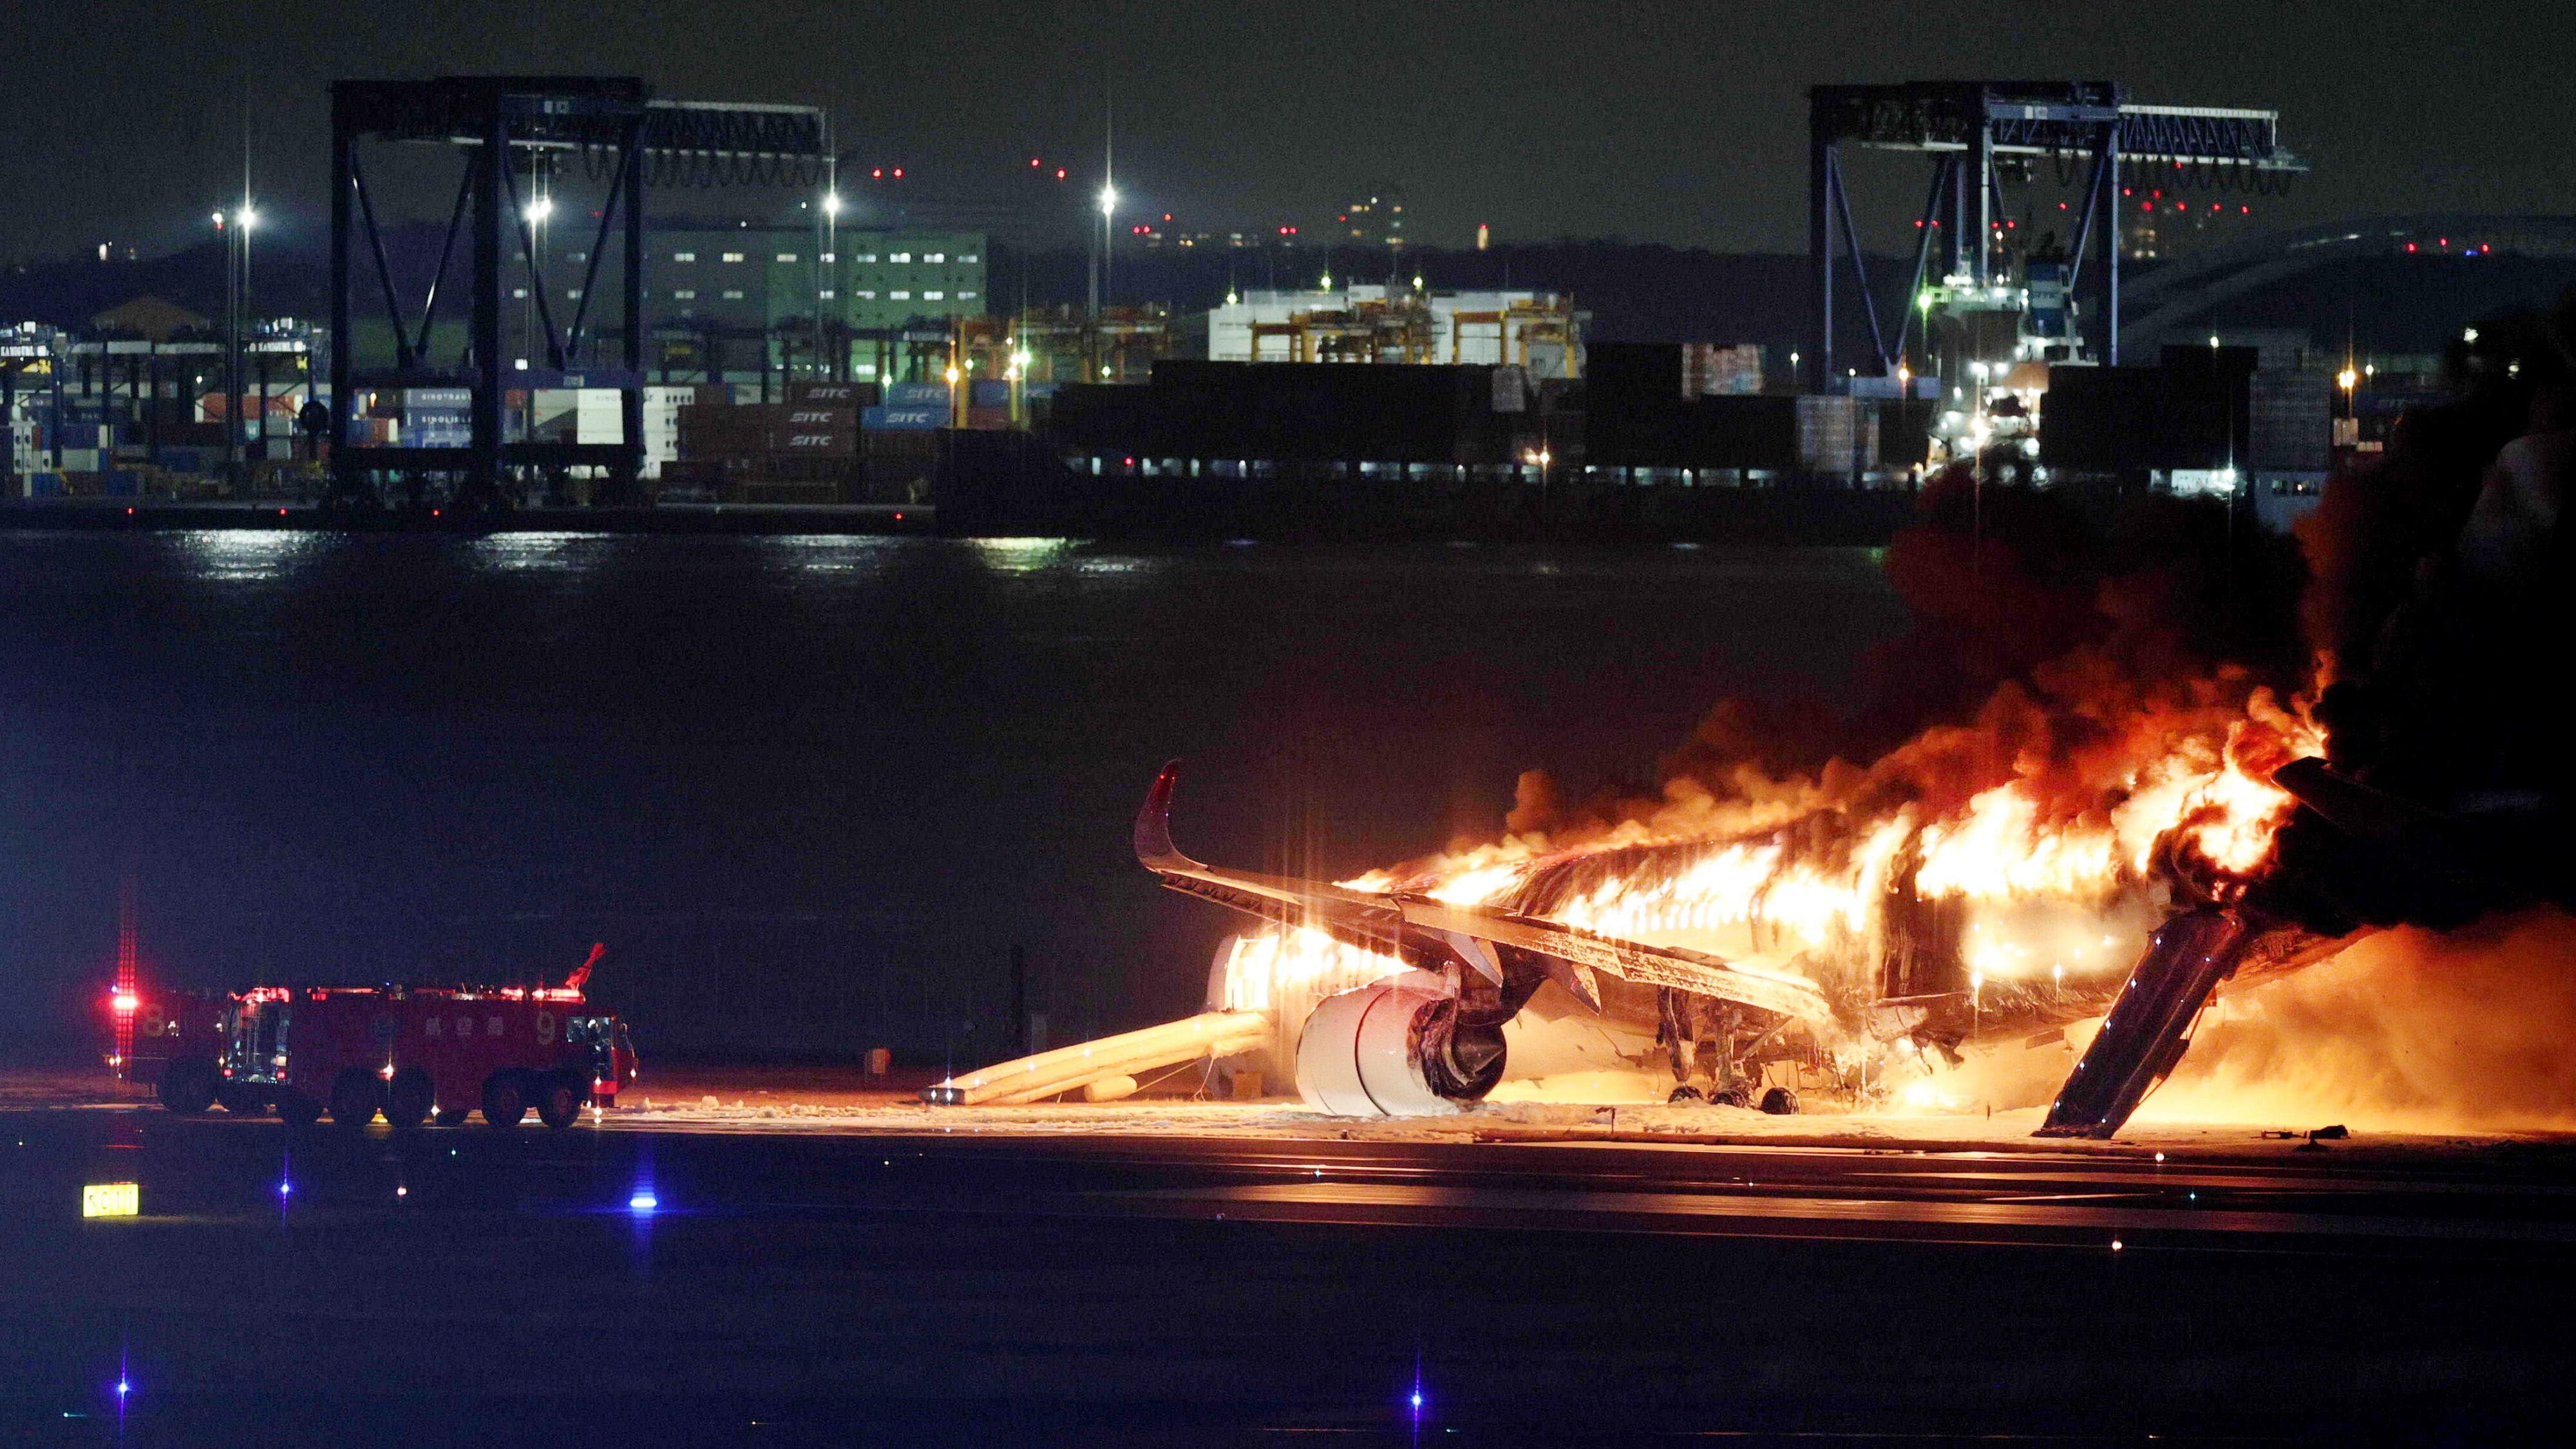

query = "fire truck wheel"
[
  {"left": 434, "top": 1108, "right": 471, "bottom": 1128},
  {"left": 535, "top": 1073, "right": 585, "bottom": 1130},
  {"left": 276, "top": 1090, "right": 323, "bottom": 1128},
  {"left": 481, "top": 1071, "right": 529, "bottom": 1128},
  {"left": 215, "top": 1081, "right": 269, "bottom": 1115},
  {"left": 156, "top": 1057, "right": 220, "bottom": 1115},
  {"left": 384, "top": 1068, "right": 435, "bottom": 1131},
  {"left": 1759, "top": 1086, "right": 1801, "bottom": 1116},
  {"left": 329, "top": 1068, "right": 383, "bottom": 1129}
]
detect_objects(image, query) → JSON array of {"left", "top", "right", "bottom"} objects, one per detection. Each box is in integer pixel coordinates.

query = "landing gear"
[
  {"left": 276, "top": 1090, "right": 323, "bottom": 1128},
  {"left": 1760, "top": 1086, "right": 1801, "bottom": 1116}
]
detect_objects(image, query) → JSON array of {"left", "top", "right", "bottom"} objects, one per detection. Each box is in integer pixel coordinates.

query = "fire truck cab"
[
  {"left": 117, "top": 989, "right": 236, "bottom": 1108},
  {"left": 149, "top": 983, "right": 639, "bottom": 1130}
]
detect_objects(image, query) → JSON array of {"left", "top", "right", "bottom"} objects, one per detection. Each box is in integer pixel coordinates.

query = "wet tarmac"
[{"left": 6, "top": 1101, "right": 2575, "bottom": 1446}]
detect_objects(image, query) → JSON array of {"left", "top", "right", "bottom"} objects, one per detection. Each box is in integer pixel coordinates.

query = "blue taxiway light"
[{"left": 628, "top": 1191, "right": 658, "bottom": 1213}]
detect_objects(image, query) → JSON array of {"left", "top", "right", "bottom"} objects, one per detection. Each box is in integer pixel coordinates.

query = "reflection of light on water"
[
  {"left": 971, "top": 537, "right": 1072, "bottom": 573},
  {"left": 174, "top": 530, "right": 317, "bottom": 582},
  {"left": 762, "top": 535, "right": 901, "bottom": 576},
  {"left": 469, "top": 532, "right": 600, "bottom": 572},
  {"left": 1076, "top": 556, "right": 1159, "bottom": 580}
]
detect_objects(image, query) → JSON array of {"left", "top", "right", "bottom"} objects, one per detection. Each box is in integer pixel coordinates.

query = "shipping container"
[
  {"left": 786, "top": 381, "right": 877, "bottom": 407},
  {"left": 865, "top": 404, "right": 945, "bottom": 431},
  {"left": 2248, "top": 370, "right": 2332, "bottom": 473},
  {"left": 886, "top": 381, "right": 951, "bottom": 410}
]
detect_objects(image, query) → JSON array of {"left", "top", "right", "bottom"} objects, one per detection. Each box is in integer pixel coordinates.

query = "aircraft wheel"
[
  {"left": 215, "top": 1081, "right": 269, "bottom": 1115},
  {"left": 329, "top": 1068, "right": 382, "bottom": 1129},
  {"left": 276, "top": 1090, "right": 323, "bottom": 1128},
  {"left": 1711, "top": 1083, "right": 1754, "bottom": 1110},
  {"left": 156, "top": 1057, "right": 220, "bottom": 1114},
  {"left": 1667, "top": 1085, "right": 1706, "bottom": 1104},
  {"left": 433, "top": 1107, "right": 471, "bottom": 1128}
]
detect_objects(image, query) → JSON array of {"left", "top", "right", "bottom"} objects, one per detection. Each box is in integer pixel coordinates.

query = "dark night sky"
[{"left": 1, "top": 1, "right": 2568, "bottom": 265}]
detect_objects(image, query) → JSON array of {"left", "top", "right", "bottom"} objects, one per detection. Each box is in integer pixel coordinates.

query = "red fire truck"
[{"left": 139, "top": 947, "right": 639, "bottom": 1130}]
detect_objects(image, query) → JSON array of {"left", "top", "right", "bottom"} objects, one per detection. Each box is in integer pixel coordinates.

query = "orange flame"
[{"left": 1220, "top": 670, "right": 2322, "bottom": 1027}]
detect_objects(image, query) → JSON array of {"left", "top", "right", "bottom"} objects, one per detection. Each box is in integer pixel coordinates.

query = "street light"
[
  {"left": 2336, "top": 367, "right": 2358, "bottom": 392},
  {"left": 235, "top": 205, "right": 258, "bottom": 232},
  {"left": 822, "top": 191, "right": 843, "bottom": 218},
  {"left": 522, "top": 196, "right": 552, "bottom": 223},
  {"left": 1097, "top": 184, "right": 1118, "bottom": 219}
]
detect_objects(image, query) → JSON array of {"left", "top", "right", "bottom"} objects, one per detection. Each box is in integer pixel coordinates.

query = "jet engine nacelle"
[{"left": 1293, "top": 980, "right": 1508, "bottom": 1117}]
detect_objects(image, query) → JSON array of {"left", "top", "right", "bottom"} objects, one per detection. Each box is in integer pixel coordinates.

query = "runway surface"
[{"left": 6, "top": 1094, "right": 2575, "bottom": 1446}]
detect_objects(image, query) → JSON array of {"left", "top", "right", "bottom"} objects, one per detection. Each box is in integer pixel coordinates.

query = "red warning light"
[
  {"left": 871, "top": 167, "right": 883, "bottom": 179},
  {"left": 1030, "top": 157, "right": 1041, "bottom": 167},
  {"left": 892, "top": 168, "right": 904, "bottom": 179},
  {"left": 1054, "top": 168, "right": 1066, "bottom": 180},
  {"left": 2405, "top": 242, "right": 2418, "bottom": 252}
]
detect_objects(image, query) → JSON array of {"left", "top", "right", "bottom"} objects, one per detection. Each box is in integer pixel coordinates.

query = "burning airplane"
[{"left": 930, "top": 678, "right": 2543, "bottom": 1136}]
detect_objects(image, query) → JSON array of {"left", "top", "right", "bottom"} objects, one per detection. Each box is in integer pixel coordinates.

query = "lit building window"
[
  {"left": 925, "top": 252, "right": 945, "bottom": 263},
  {"left": 958, "top": 290, "right": 978, "bottom": 299},
  {"left": 890, "top": 290, "right": 911, "bottom": 301},
  {"left": 721, "top": 252, "right": 746, "bottom": 263},
  {"left": 820, "top": 252, "right": 837, "bottom": 263},
  {"left": 673, "top": 251, "right": 696, "bottom": 262},
  {"left": 721, "top": 289, "right": 744, "bottom": 300},
  {"left": 923, "top": 290, "right": 944, "bottom": 301},
  {"left": 511, "top": 287, "right": 527, "bottom": 299},
  {"left": 673, "top": 289, "right": 697, "bottom": 300},
  {"left": 775, "top": 252, "right": 799, "bottom": 263},
  {"left": 567, "top": 288, "right": 581, "bottom": 299},
  {"left": 851, "top": 253, "right": 874, "bottom": 263},
  {"left": 960, "top": 254, "right": 980, "bottom": 263},
  {"left": 889, "top": 252, "right": 912, "bottom": 263},
  {"left": 819, "top": 289, "right": 837, "bottom": 299}
]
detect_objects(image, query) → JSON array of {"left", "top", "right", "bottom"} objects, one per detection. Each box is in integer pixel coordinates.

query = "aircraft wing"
[{"left": 1136, "top": 762, "right": 1832, "bottom": 1026}]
